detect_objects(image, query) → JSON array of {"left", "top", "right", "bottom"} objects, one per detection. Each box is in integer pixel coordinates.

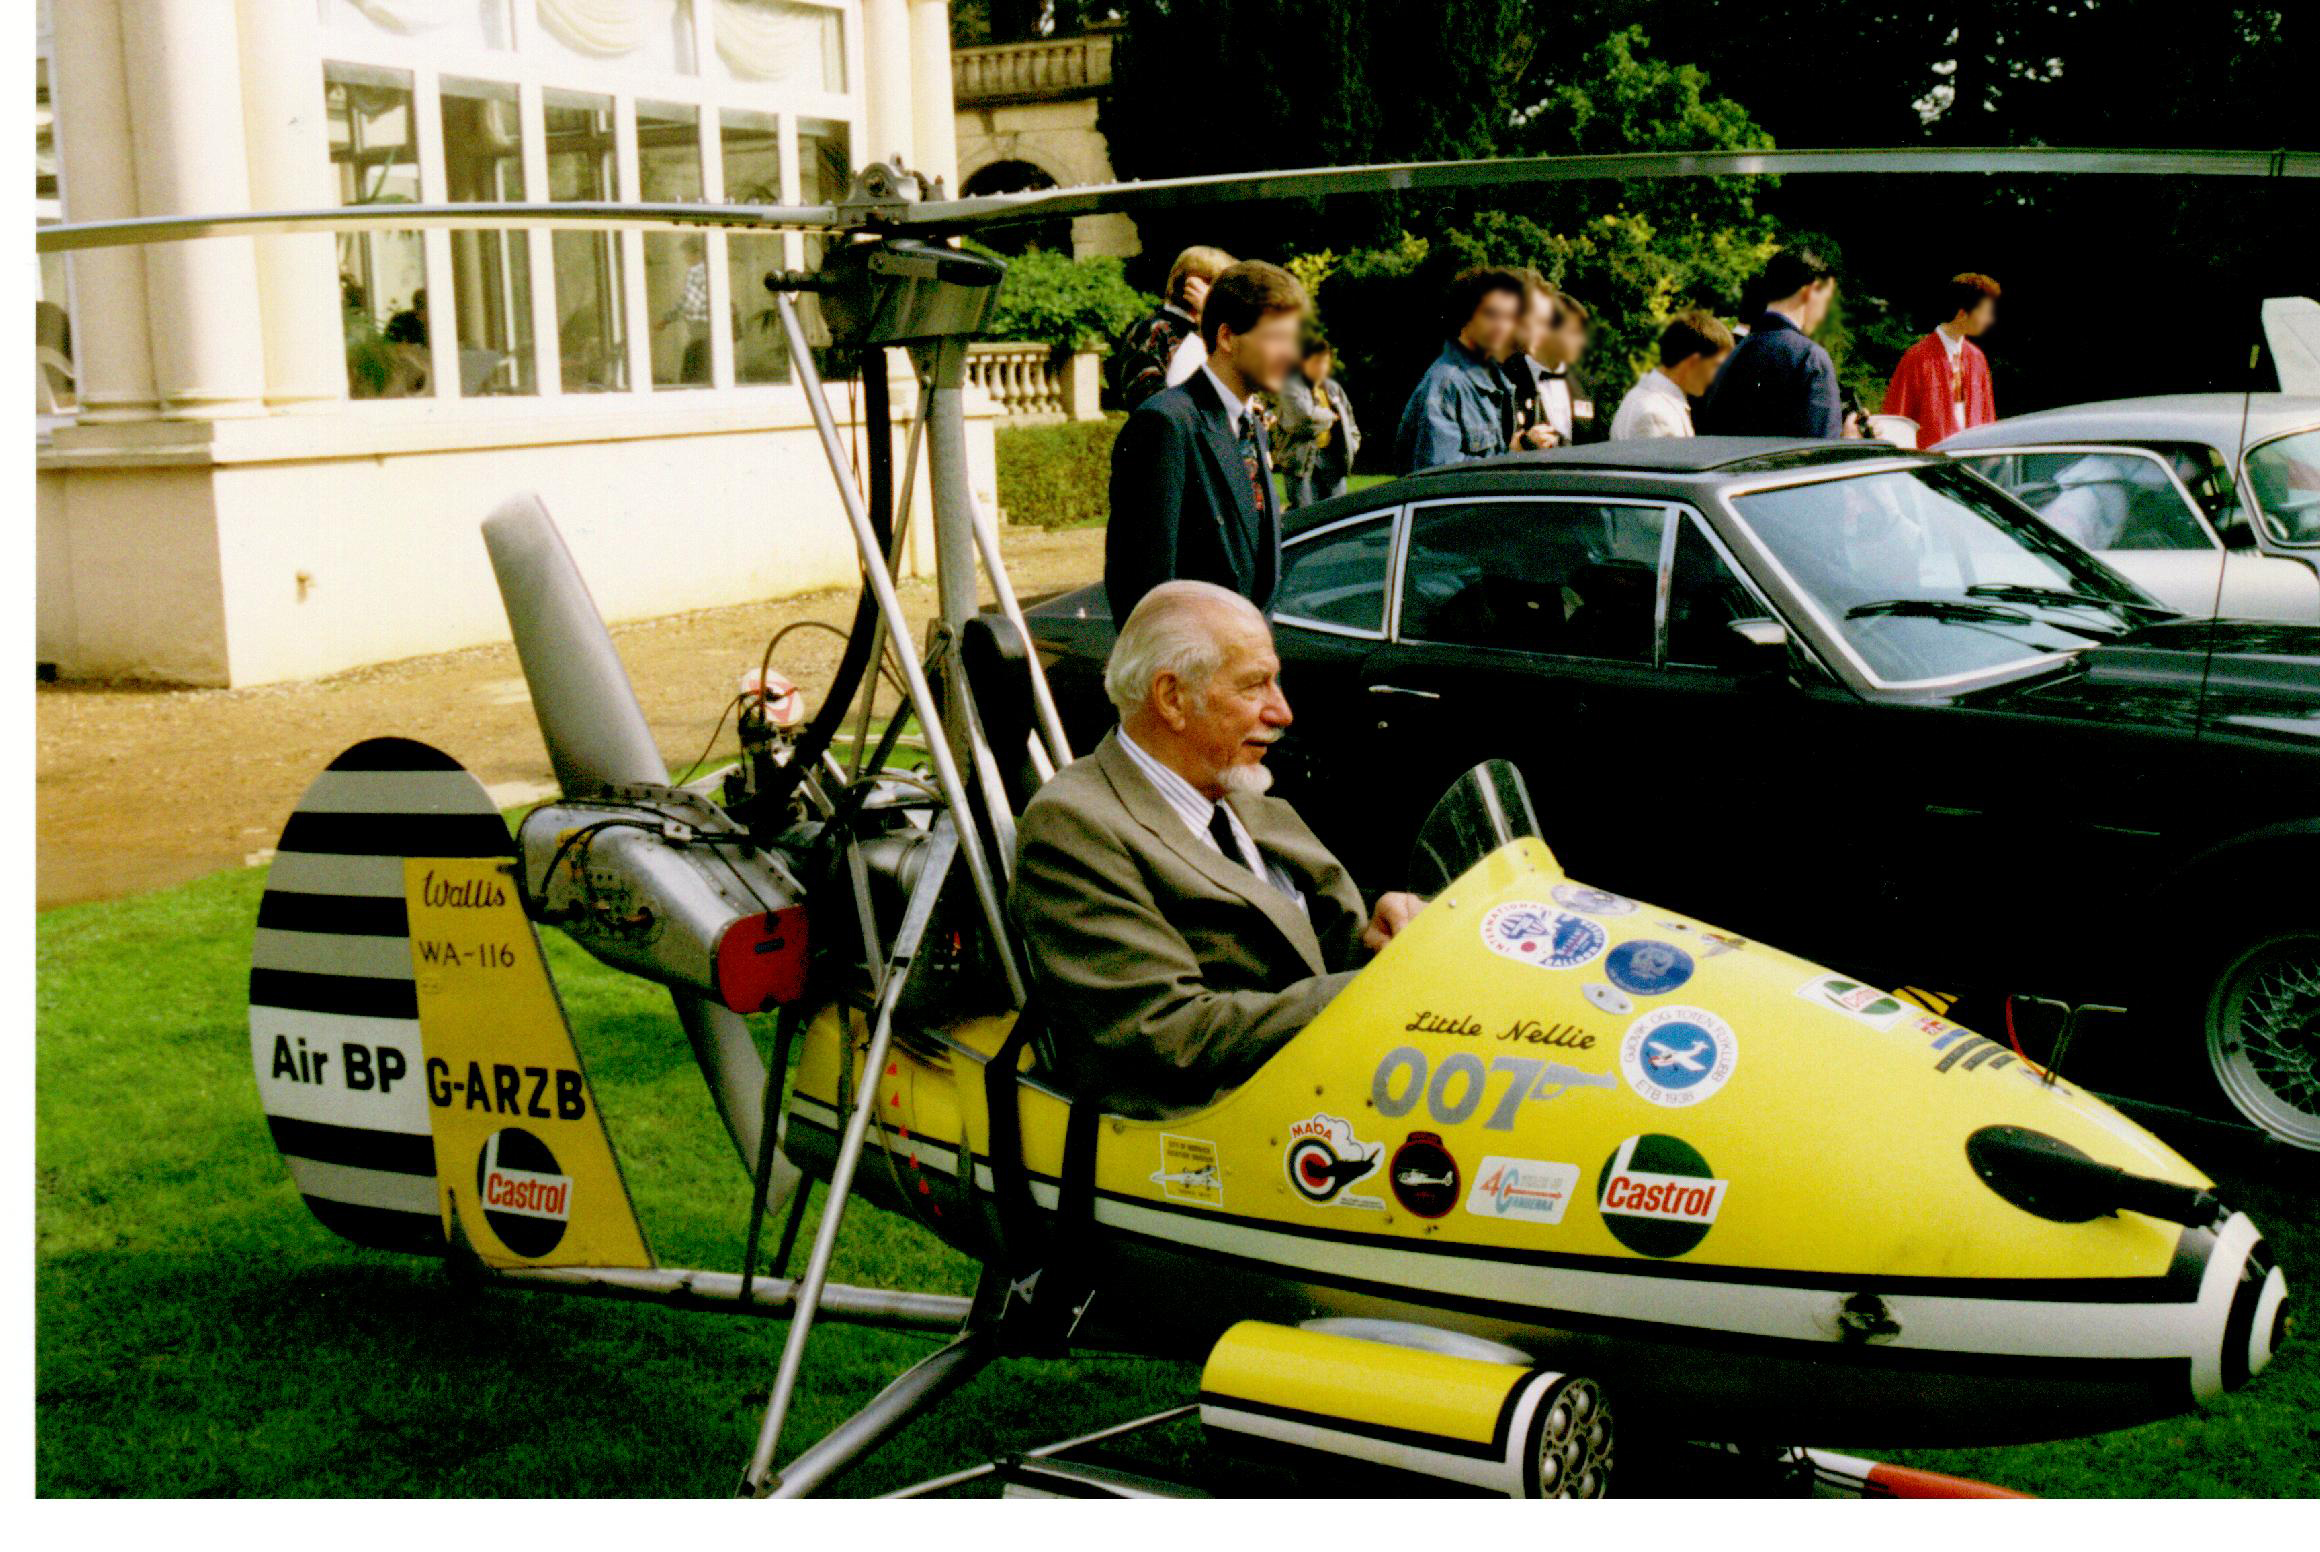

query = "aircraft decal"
[
  {"left": 1619, "top": 1008, "right": 1739, "bottom": 1108},
  {"left": 1284, "top": 1114, "right": 1384, "bottom": 1211},
  {"left": 1388, "top": 1132, "right": 1461, "bottom": 1219},
  {"left": 1151, "top": 1134, "right": 1224, "bottom": 1208}
]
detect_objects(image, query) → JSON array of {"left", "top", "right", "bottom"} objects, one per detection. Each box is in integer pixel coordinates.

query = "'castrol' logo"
[
  {"left": 1595, "top": 1133, "right": 1727, "bottom": 1259},
  {"left": 475, "top": 1127, "right": 572, "bottom": 1258}
]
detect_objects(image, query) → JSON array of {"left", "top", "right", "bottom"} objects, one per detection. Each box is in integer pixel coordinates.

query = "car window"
[
  {"left": 2245, "top": 429, "right": 2320, "bottom": 547},
  {"left": 1274, "top": 514, "right": 1396, "bottom": 634},
  {"left": 1728, "top": 465, "right": 2151, "bottom": 687},
  {"left": 2138, "top": 440, "right": 2251, "bottom": 535},
  {"left": 1667, "top": 515, "right": 1765, "bottom": 669},
  {"left": 1957, "top": 451, "right": 2212, "bottom": 551},
  {"left": 1400, "top": 500, "right": 1667, "bottom": 662}
]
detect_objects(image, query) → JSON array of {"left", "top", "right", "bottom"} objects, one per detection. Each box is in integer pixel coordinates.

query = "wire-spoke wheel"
[{"left": 2204, "top": 927, "right": 2320, "bottom": 1151}]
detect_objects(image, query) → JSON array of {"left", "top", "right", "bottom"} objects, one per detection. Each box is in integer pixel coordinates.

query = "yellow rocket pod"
[
  {"left": 786, "top": 837, "right": 2292, "bottom": 1446},
  {"left": 1199, "top": 1321, "right": 1610, "bottom": 1498}
]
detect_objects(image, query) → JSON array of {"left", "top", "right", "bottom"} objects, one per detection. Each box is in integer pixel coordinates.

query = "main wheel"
[{"left": 2202, "top": 925, "right": 2320, "bottom": 1151}]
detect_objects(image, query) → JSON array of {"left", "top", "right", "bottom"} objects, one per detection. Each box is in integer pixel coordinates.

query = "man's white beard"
[{"left": 1220, "top": 761, "right": 1274, "bottom": 797}]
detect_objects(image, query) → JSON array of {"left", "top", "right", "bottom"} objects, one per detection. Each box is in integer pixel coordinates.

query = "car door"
[
  {"left": 1955, "top": 444, "right": 2320, "bottom": 622},
  {"left": 1347, "top": 493, "right": 1696, "bottom": 894}
]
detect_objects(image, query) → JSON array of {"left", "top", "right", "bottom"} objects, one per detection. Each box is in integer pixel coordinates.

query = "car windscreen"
[
  {"left": 1727, "top": 463, "right": 2161, "bottom": 686},
  {"left": 2246, "top": 428, "right": 2320, "bottom": 547}
]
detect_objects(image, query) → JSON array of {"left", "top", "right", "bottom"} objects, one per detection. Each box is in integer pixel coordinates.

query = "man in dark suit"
[
  {"left": 1507, "top": 278, "right": 1608, "bottom": 448},
  {"left": 1105, "top": 261, "right": 1309, "bottom": 624},
  {"left": 1697, "top": 247, "right": 1850, "bottom": 439}
]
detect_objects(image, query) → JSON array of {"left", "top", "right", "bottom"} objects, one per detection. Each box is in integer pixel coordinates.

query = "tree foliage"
[{"left": 975, "top": 245, "right": 1156, "bottom": 355}]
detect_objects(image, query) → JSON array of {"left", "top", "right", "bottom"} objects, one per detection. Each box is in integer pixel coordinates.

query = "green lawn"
[{"left": 35, "top": 861, "right": 2317, "bottom": 1497}]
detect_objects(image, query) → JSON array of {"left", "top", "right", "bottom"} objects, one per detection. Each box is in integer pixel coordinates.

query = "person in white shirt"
[{"left": 1611, "top": 309, "right": 1736, "bottom": 441}]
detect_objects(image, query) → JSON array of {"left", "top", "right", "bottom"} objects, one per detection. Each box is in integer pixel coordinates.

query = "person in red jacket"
[{"left": 1882, "top": 273, "right": 2000, "bottom": 447}]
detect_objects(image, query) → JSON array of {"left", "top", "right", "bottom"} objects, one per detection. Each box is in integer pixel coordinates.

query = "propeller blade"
[
  {"left": 34, "top": 198, "right": 846, "bottom": 252},
  {"left": 903, "top": 145, "right": 2320, "bottom": 231}
]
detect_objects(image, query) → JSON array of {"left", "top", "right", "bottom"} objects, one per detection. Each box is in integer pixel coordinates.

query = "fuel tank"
[{"left": 785, "top": 837, "right": 2289, "bottom": 1446}]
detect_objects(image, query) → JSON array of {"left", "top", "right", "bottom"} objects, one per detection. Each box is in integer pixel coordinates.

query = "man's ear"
[{"left": 1151, "top": 672, "right": 1190, "bottom": 732}]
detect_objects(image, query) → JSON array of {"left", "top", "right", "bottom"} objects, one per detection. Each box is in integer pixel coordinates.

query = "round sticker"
[
  {"left": 1619, "top": 1007, "right": 1738, "bottom": 1108},
  {"left": 1553, "top": 884, "right": 1636, "bottom": 918},
  {"left": 1389, "top": 1132, "right": 1461, "bottom": 1219},
  {"left": 1596, "top": 1132, "right": 1727, "bottom": 1258},
  {"left": 475, "top": 1127, "right": 572, "bottom": 1258},
  {"left": 1482, "top": 903, "right": 1608, "bottom": 972},
  {"left": 1583, "top": 981, "right": 1634, "bottom": 1016},
  {"left": 1605, "top": 940, "right": 1695, "bottom": 997}
]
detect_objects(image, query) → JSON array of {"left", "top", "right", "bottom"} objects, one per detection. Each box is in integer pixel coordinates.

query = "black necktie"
[{"left": 1207, "top": 804, "right": 1250, "bottom": 875}]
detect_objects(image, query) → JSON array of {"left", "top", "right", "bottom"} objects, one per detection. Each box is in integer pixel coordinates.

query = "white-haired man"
[{"left": 1009, "top": 581, "right": 1425, "bottom": 1117}]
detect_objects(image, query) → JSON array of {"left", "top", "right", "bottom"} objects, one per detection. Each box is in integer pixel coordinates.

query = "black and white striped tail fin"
[{"left": 249, "top": 738, "right": 511, "bottom": 1255}]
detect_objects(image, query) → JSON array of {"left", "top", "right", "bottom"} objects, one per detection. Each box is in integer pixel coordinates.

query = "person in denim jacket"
[{"left": 1394, "top": 267, "right": 1524, "bottom": 474}]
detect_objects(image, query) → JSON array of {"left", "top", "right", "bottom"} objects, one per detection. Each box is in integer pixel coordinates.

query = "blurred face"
[
  {"left": 1522, "top": 289, "right": 1558, "bottom": 357},
  {"left": 1670, "top": 347, "right": 1729, "bottom": 397},
  {"left": 1799, "top": 277, "right": 1837, "bottom": 334},
  {"left": 1152, "top": 614, "right": 1293, "bottom": 798},
  {"left": 1548, "top": 311, "right": 1589, "bottom": 366},
  {"left": 1302, "top": 348, "right": 1331, "bottom": 384},
  {"left": 1957, "top": 295, "right": 1997, "bottom": 337},
  {"left": 1461, "top": 289, "right": 1521, "bottom": 360},
  {"left": 1216, "top": 308, "right": 1304, "bottom": 394}
]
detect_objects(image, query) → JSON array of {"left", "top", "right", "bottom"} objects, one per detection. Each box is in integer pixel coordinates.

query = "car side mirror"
[
  {"left": 2219, "top": 521, "right": 2259, "bottom": 552},
  {"left": 1726, "top": 617, "right": 1788, "bottom": 667}
]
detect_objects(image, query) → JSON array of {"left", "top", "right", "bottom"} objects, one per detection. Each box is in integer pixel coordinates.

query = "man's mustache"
[{"left": 1243, "top": 729, "right": 1284, "bottom": 747}]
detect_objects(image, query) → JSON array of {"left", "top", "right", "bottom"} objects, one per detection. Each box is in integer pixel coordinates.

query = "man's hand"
[
  {"left": 1362, "top": 891, "right": 1427, "bottom": 953},
  {"left": 1517, "top": 423, "right": 1560, "bottom": 450}
]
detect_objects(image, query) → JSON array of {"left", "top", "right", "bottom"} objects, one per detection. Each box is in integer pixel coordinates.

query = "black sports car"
[{"left": 1025, "top": 438, "right": 2320, "bottom": 1151}]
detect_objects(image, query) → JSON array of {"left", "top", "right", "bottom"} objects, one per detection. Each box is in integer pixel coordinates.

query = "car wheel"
[{"left": 2202, "top": 925, "right": 2320, "bottom": 1151}]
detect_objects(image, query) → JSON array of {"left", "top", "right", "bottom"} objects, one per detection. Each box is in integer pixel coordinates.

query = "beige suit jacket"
[{"left": 1008, "top": 730, "right": 1372, "bottom": 1117}]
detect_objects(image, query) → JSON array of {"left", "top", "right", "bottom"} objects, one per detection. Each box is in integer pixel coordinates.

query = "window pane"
[
  {"left": 1961, "top": 451, "right": 2211, "bottom": 551},
  {"left": 797, "top": 117, "right": 851, "bottom": 268},
  {"left": 2245, "top": 430, "right": 2320, "bottom": 547},
  {"left": 712, "top": 0, "right": 847, "bottom": 92},
  {"left": 440, "top": 78, "right": 535, "bottom": 396},
  {"left": 327, "top": 62, "right": 431, "bottom": 399},
  {"left": 721, "top": 109, "right": 789, "bottom": 384},
  {"left": 545, "top": 90, "right": 626, "bottom": 393},
  {"left": 1401, "top": 502, "right": 1665, "bottom": 661},
  {"left": 1277, "top": 518, "right": 1394, "bottom": 632},
  {"left": 638, "top": 102, "right": 707, "bottom": 390},
  {"left": 1667, "top": 516, "right": 1764, "bottom": 668}
]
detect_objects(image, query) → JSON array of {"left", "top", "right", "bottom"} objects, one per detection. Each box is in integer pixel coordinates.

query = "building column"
[
  {"left": 237, "top": 0, "right": 345, "bottom": 413},
  {"left": 117, "top": 0, "right": 271, "bottom": 419},
  {"left": 861, "top": 0, "right": 915, "bottom": 173},
  {"left": 906, "top": 0, "right": 959, "bottom": 193},
  {"left": 48, "top": 0, "right": 159, "bottom": 422}
]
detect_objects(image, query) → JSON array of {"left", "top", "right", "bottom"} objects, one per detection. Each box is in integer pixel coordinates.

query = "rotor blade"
[
  {"left": 903, "top": 145, "right": 2320, "bottom": 231},
  {"left": 34, "top": 198, "right": 845, "bottom": 253}
]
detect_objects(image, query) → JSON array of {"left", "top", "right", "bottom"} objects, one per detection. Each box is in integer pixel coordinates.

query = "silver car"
[{"left": 1945, "top": 393, "right": 2320, "bottom": 622}]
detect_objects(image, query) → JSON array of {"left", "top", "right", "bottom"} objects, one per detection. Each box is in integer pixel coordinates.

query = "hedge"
[{"left": 995, "top": 414, "right": 1123, "bottom": 530}]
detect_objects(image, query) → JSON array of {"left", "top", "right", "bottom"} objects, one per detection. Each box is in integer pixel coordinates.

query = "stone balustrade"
[
  {"left": 966, "top": 342, "right": 1103, "bottom": 424},
  {"left": 952, "top": 31, "right": 1115, "bottom": 105}
]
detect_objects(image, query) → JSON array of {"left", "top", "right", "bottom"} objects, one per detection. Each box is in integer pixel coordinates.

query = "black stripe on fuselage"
[
  {"left": 783, "top": 1103, "right": 2213, "bottom": 1307},
  {"left": 249, "top": 967, "right": 418, "bottom": 1021},
  {"left": 256, "top": 890, "right": 410, "bottom": 937},
  {"left": 275, "top": 810, "right": 511, "bottom": 860},
  {"left": 269, "top": 1115, "right": 436, "bottom": 1176}
]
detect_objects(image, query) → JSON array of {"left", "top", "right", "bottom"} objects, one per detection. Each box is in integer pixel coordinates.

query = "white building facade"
[{"left": 37, "top": 0, "right": 989, "bottom": 687}]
